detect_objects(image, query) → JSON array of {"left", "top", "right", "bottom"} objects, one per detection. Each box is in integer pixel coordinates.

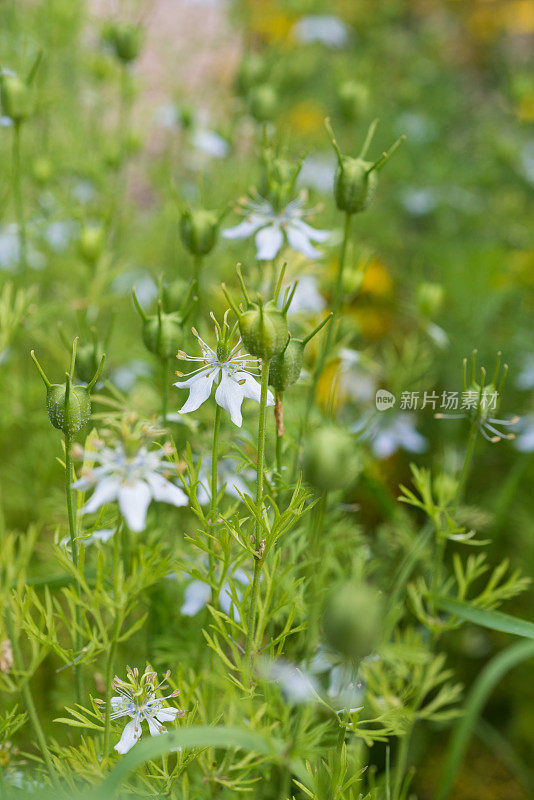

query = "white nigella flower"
[
  {"left": 514, "top": 415, "right": 534, "bottom": 452},
  {"left": 353, "top": 412, "right": 428, "bottom": 459},
  {"left": 174, "top": 326, "right": 274, "bottom": 427},
  {"left": 223, "top": 196, "right": 330, "bottom": 261},
  {"left": 259, "top": 658, "right": 320, "bottom": 705},
  {"left": 292, "top": 15, "right": 351, "bottom": 48},
  {"left": 309, "top": 646, "right": 365, "bottom": 713},
  {"left": 180, "top": 563, "right": 252, "bottom": 621},
  {"left": 278, "top": 275, "right": 326, "bottom": 315},
  {"left": 72, "top": 441, "right": 188, "bottom": 532},
  {"left": 100, "top": 666, "right": 183, "bottom": 755}
]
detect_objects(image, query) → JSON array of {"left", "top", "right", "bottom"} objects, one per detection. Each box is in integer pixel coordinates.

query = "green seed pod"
[
  {"left": 105, "top": 24, "right": 143, "bottom": 64},
  {"left": 0, "top": 74, "right": 32, "bottom": 122},
  {"left": 268, "top": 314, "right": 331, "bottom": 392},
  {"left": 31, "top": 341, "right": 105, "bottom": 438},
  {"left": 259, "top": 150, "right": 302, "bottom": 212},
  {"left": 334, "top": 156, "right": 378, "bottom": 215},
  {"left": 236, "top": 53, "right": 268, "bottom": 95},
  {"left": 162, "top": 278, "right": 188, "bottom": 313},
  {"left": 323, "top": 582, "right": 384, "bottom": 660},
  {"left": 326, "top": 118, "right": 405, "bottom": 216},
  {"left": 269, "top": 339, "right": 304, "bottom": 392},
  {"left": 142, "top": 314, "right": 183, "bottom": 359},
  {"left": 248, "top": 83, "right": 278, "bottom": 123},
  {"left": 46, "top": 384, "right": 91, "bottom": 435},
  {"left": 75, "top": 342, "right": 106, "bottom": 385},
  {"left": 180, "top": 208, "right": 220, "bottom": 256},
  {"left": 79, "top": 225, "right": 105, "bottom": 265},
  {"left": 303, "top": 425, "right": 361, "bottom": 492},
  {"left": 32, "top": 156, "right": 54, "bottom": 185},
  {"left": 337, "top": 80, "right": 369, "bottom": 122},
  {"left": 239, "top": 301, "right": 288, "bottom": 361},
  {"left": 416, "top": 282, "right": 445, "bottom": 318}
]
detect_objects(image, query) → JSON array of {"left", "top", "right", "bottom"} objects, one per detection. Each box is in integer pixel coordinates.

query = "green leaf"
[
  {"left": 436, "top": 597, "right": 534, "bottom": 640},
  {"left": 91, "top": 725, "right": 311, "bottom": 798},
  {"left": 435, "top": 639, "right": 534, "bottom": 800}
]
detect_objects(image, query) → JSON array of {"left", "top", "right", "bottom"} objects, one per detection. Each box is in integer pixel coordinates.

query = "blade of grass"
[
  {"left": 435, "top": 639, "right": 534, "bottom": 800},
  {"left": 437, "top": 597, "right": 534, "bottom": 640}
]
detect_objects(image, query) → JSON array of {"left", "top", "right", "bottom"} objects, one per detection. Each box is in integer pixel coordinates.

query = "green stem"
[
  {"left": 4, "top": 608, "right": 55, "bottom": 774},
  {"left": 244, "top": 360, "right": 270, "bottom": 666},
  {"left": 456, "top": 423, "right": 478, "bottom": 505},
  {"left": 308, "top": 211, "right": 352, "bottom": 410},
  {"left": 103, "top": 524, "right": 123, "bottom": 757},
  {"left": 161, "top": 357, "right": 169, "bottom": 424},
  {"left": 274, "top": 390, "right": 284, "bottom": 508},
  {"left": 12, "top": 121, "right": 27, "bottom": 277},
  {"left": 64, "top": 433, "right": 82, "bottom": 704},
  {"left": 194, "top": 254, "right": 204, "bottom": 308},
  {"left": 306, "top": 491, "right": 327, "bottom": 656},
  {"left": 209, "top": 402, "right": 222, "bottom": 584},
  {"left": 393, "top": 730, "right": 411, "bottom": 800}
]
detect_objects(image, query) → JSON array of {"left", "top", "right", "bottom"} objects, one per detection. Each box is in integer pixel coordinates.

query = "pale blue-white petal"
[
  {"left": 79, "top": 477, "right": 120, "bottom": 515},
  {"left": 233, "top": 370, "right": 275, "bottom": 407},
  {"left": 255, "top": 224, "right": 284, "bottom": 260},
  {"left": 181, "top": 580, "right": 212, "bottom": 616},
  {"left": 146, "top": 473, "right": 188, "bottom": 507},
  {"left": 215, "top": 371, "right": 245, "bottom": 427},
  {"left": 118, "top": 481, "right": 152, "bottom": 532},
  {"left": 155, "top": 707, "right": 181, "bottom": 722},
  {"left": 177, "top": 370, "right": 217, "bottom": 414},
  {"left": 114, "top": 719, "right": 142, "bottom": 754},
  {"left": 286, "top": 223, "right": 321, "bottom": 259},
  {"left": 222, "top": 215, "right": 263, "bottom": 240}
]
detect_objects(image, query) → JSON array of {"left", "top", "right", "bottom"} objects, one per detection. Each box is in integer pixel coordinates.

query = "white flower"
[
  {"left": 180, "top": 562, "right": 252, "bottom": 622},
  {"left": 309, "top": 646, "right": 365, "bottom": 713},
  {"left": 72, "top": 442, "right": 188, "bottom": 532},
  {"left": 192, "top": 128, "right": 229, "bottom": 159},
  {"left": 292, "top": 15, "right": 351, "bottom": 48},
  {"left": 106, "top": 667, "right": 183, "bottom": 755},
  {"left": 193, "top": 455, "right": 254, "bottom": 505},
  {"left": 174, "top": 331, "right": 274, "bottom": 427},
  {"left": 516, "top": 354, "right": 534, "bottom": 391},
  {"left": 223, "top": 196, "right": 330, "bottom": 261},
  {"left": 352, "top": 412, "right": 427, "bottom": 459},
  {"left": 260, "top": 658, "right": 320, "bottom": 705},
  {"left": 514, "top": 415, "right": 534, "bottom": 452},
  {"left": 279, "top": 275, "right": 326, "bottom": 315}
]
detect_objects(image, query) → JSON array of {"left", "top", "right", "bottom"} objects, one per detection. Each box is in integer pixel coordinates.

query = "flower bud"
[
  {"left": 236, "top": 53, "right": 268, "bottom": 95},
  {"left": 79, "top": 225, "right": 106, "bottom": 265},
  {"left": 322, "top": 582, "right": 384, "bottom": 660},
  {"left": 259, "top": 148, "right": 302, "bottom": 212},
  {"left": 248, "top": 83, "right": 279, "bottom": 122},
  {"left": 104, "top": 24, "right": 143, "bottom": 64},
  {"left": 326, "top": 118, "right": 405, "bottom": 215},
  {"left": 180, "top": 207, "right": 220, "bottom": 256},
  {"left": 31, "top": 340, "right": 105, "bottom": 437},
  {"left": 46, "top": 383, "right": 91, "bottom": 435},
  {"left": 32, "top": 156, "right": 54, "bottom": 185},
  {"left": 416, "top": 282, "right": 444, "bottom": 318},
  {"left": 269, "top": 314, "right": 331, "bottom": 392},
  {"left": 76, "top": 341, "right": 106, "bottom": 385},
  {"left": 132, "top": 282, "right": 197, "bottom": 361},
  {"left": 337, "top": 80, "right": 369, "bottom": 122},
  {"left": 162, "top": 278, "right": 188, "bottom": 313},
  {"left": 303, "top": 425, "right": 361, "bottom": 491},
  {"left": 0, "top": 73, "right": 32, "bottom": 123},
  {"left": 239, "top": 301, "right": 288, "bottom": 361}
]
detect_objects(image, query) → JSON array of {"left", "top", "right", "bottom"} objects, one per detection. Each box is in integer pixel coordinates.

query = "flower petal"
[
  {"left": 118, "top": 481, "right": 152, "bottom": 532},
  {"left": 147, "top": 716, "right": 164, "bottom": 736},
  {"left": 114, "top": 719, "right": 142, "bottom": 754},
  {"left": 232, "top": 370, "right": 275, "bottom": 408},
  {"left": 222, "top": 215, "right": 263, "bottom": 240},
  {"left": 181, "top": 579, "right": 212, "bottom": 616},
  {"left": 215, "top": 371, "right": 245, "bottom": 427},
  {"left": 177, "top": 370, "right": 217, "bottom": 414},
  {"left": 79, "top": 477, "right": 120, "bottom": 516},
  {"left": 286, "top": 223, "right": 321, "bottom": 259},
  {"left": 146, "top": 473, "right": 188, "bottom": 507},
  {"left": 255, "top": 224, "right": 284, "bottom": 260},
  {"left": 173, "top": 366, "right": 212, "bottom": 389},
  {"left": 292, "top": 219, "right": 331, "bottom": 243},
  {"left": 155, "top": 707, "right": 181, "bottom": 723}
]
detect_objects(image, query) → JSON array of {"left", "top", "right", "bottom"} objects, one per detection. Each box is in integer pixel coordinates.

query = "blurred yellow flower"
[
  {"left": 359, "top": 258, "right": 394, "bottom": 299},
  {"left": 516, "top": 92, "right": 534, "bottom": 121},
  {"left": 285, "top": 101, "right": 326, "bottom": 135},
  {"left": 247, "top": 1, "right": 295, "bottom": 44}
]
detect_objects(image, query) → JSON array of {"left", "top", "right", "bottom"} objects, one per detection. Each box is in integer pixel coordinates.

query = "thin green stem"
[
  {"left": 456, "top": 423, "right": 478, "bottom": 506},
  {"left": 306, "top": 490, "right": 327, "bottom": 656},
  {"left": 12, "top": 122, "right": 27, "bottom": 277},
  {"left": 209, "top": 402, "right": 222, "bottom": 584},
  {"left": 393, "top": 730, "right": 411, "bottom": 800},
  {"left": 244, "top": 360, "right": 270, "bottom": 667},
  {"left": 64, "top": 433, "right": 82, "bottom": 704},
  {"left": 4, "top": 608, "right": 55, "bottom": 774},
  {"left": 103, "top": 523, "right": 123, "bottom": 757},
  {"left": 194, "top": 255, "right": 204, "bottom": 308},
  {"left": 274, "top": 390, "right": 284, "bottom": 507},
  {"left": 161, "top": 357, "right": 169, "bottom": 424}
]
